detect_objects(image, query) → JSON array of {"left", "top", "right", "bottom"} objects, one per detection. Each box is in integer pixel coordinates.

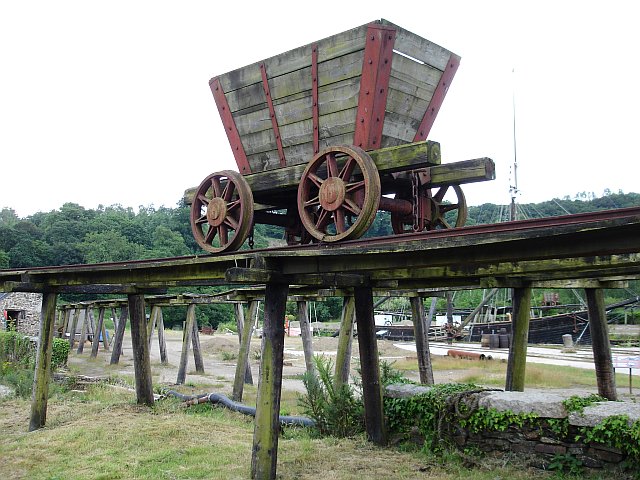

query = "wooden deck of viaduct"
[{"left": 2, "top": 206, "right": 640, "bottom": 479}]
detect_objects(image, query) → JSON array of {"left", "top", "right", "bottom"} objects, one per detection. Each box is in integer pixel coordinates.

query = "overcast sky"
[{"left": 1, "top": 1, "right": 638, "bottom": 218}]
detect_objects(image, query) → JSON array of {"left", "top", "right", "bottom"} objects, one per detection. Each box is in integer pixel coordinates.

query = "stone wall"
[
  {"left": 386, "top": 385, "right": 640, "bottom": 473},
  {"left": 0, "top": 293, "right": 42, "bottom": 336}
]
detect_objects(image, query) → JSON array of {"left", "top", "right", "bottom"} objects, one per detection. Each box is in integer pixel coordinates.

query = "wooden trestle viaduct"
[{"left": 1, "top": 206, "right": 640, "bottom": 478}]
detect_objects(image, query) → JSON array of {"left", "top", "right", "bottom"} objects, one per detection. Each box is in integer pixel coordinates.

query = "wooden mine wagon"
[{"left": 189, "top": 19, "right": 495, "bottom": 253}]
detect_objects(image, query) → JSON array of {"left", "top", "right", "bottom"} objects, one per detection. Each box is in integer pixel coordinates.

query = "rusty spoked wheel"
[
  {"left": 391, "top": 184, "right": 468, "bottom": 233},
  {"left": 431, "top": 184, "right": 468, "bottom": 229},
  {"left": 297, "top": 145, "right": 380, "bottom": 242},
  {"left": 190, "top": 170, "right": 254, "bottom": 253}
]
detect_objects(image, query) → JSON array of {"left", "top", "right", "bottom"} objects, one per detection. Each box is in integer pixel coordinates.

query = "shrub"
[
  {"left": 0, "top": 331, "right": 35, "bottom": 367},
  {"left": 298, "top": 355, "right": 364, "bottom": 437},
  {"left": 52, "top": 338, "right": 70, "bottom": 368}
]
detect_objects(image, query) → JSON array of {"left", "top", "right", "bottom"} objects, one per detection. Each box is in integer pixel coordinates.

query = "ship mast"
[{"left": 509, "top": 68, "right": 519, "bottom": 221}]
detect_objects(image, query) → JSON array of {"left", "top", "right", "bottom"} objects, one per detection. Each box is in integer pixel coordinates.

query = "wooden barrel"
[
  {"left": 499, "top": 334, "right": 510, "bottom": 348},
  {"left": 488, "top": 334, "right": 500, "bottom": 349},
  {"left": 480, "top": 334, "right": 490, "bottom": 348}
]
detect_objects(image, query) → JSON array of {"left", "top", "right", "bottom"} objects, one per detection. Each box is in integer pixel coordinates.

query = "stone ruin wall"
[
  {"left": 0, "top": 293, "right": 42, "bottom": 336},
  {"left": 387, "top": 385, "right": 640, "bottom": 473}
]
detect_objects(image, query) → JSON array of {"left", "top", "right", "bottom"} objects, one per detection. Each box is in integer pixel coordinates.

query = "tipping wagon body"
[{"left": 189, "top": 20, "right": 495, "bottom": 253}]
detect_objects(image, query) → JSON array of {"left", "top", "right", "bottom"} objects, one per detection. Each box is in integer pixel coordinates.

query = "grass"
[
  {"left": 0, "top": 385, "right": 556, "bottom": 480},
  {"left": 393, "top": 354, "right": 633, "bottom": 389}
]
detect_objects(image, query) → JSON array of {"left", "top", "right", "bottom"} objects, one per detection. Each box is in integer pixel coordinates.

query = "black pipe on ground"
[{"left": 164, "top": 390, "right": 315, "bottom": 428}]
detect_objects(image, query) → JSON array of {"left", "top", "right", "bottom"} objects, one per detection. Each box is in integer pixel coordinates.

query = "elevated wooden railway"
[{"left": 2, "top": 206, "right": 639, "bottom": 480}]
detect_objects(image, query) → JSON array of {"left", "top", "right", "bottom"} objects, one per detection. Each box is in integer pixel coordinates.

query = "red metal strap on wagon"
[
  {"left": 261, "top": 63, "right": 287, "bottom": 168},
  {"left": 414, "top": 53, "right": 461, "bottom": 141},
  {"left": 209, "top": 77, "right": 252, "bottom": 174},
  {"left": 353, "top": 23, "right": 396, "bottom": 150}
]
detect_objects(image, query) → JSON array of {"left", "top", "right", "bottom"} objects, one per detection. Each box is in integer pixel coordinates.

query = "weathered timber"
[
  {"left": 505, "top": 286, "right": 532, "bottom": 392},
  {"left": 90, "top": 307, "right": 106, "bottom": 358},
  {"left": 177, "top": 304, "right": 196, "bottom": 385},
  {"left": 1, "top": 208, "right": 639, "bottom": 294},
  {"left": 296, "top": 301, "right": 315, "bottom": 377},
  {"left": 214, "top": 20, "right": 454, "bottom": 172},
  {"left": 147, "top": 305, "right": 159, "bottom": 348},
  {"left": 251, "top": 282, "right": 289, "bottom": 480},
  {"left": 60, "top": 308, "right": 71, "bottom": 338},
  {"left": 226, "top": 268, "right": 283, "bottom": 284},
  {"left": 76, "top": 308, "right": 90, "bottom": 354},
  {"left": 354, "top": 286, "right": 386, "bottom": 445},
  {"left": 68, "top": 308, "right": 80, "bottom": 348},
  {"left": 334, "top": 295, "right": 356, "bottom": 388},
  {"left": 156, "top": 307, "right": 168, "bottom": 365},
  {"left": 233, "top": 301, "right": 258, "bottom": 401},
  {"left": 128, "top": 294, "right": 154, "bottom": 406},
  {"left": 100, "top": 312, "right": 109, "bottom": 350},
  {"left": 423, "top": 158, "right": 495, "bottom": 187},
  {"left": 109, "top": 306, "right": 128, "bottom": 365},
  {"left": 183, "top": 140, "right": 441, "bottom": 203},
  {"left": 29, "top": 292, "right": 57, "bottom": 431},
  {"left": 234, "top": 302, "right": 254, "bottom": 386},
  {"left": 411, "top": 296, "right": 434, "bottom": 385},
  {"left": 191, "top": 315, "right": 205, "bottom": 374},
  {"left": 586, "top": 288, "right": 617, "bottom": 400}
]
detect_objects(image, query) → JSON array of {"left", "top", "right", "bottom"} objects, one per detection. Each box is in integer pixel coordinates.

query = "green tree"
[
  {"left": 8, "top": 240, "right": 53, "bottom": 267},
  {"left": 0, "top": 250, "right": 9, "bottom": 269},
  {"left": 148, "top": 225, "right": 190, "bottom": 258},
  {"left": 79, "top": 230, "right": 148, "bottom": 263}
]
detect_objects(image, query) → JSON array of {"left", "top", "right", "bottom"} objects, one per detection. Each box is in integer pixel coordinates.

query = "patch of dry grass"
[{"left": 0, "top": 386, "right": 552, "bottom": 480}]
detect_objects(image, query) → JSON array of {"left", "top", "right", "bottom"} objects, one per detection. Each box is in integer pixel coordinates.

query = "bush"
[
  {"left": 298, "top": 355, "right": 364, "bottom": 437},
  {"left": 0, "top": 331, "right": 35, "bottom": 367},
  {"left": 52, "top": 338, "right": 70, "bottom": 368}
]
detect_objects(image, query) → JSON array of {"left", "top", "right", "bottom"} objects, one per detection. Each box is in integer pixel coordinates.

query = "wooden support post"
[
  {"left": 128, "top": 294, "right": 154, "bottom": 406},
  {"left": 445, "top": 291, "right": 454, "bottom": 345},
  {"left": 251, "top": 282, "right": 289, "bottom": 480},
  {"left": 90, "top": 307, "right": 106, "bottom": 358},
  {"left": 111, "top": 307, "right": 119, "bottom": 331},
  {"left": 234, "top": 302, "right": 254, "bottom": 390},
  {"left": 177, "top": 304, "right": 196, "bottom": 385},
  {"left": 191, "top": 312, "right": 205, "bottom": 373},
  {"left": 354, "top": 286, "right": 386, "bottom": 445},
  {"left": 157, "top": 307, "right": 168, "bottom": 365},
  {"left": 29, "top": 292, "right": 57, "bottom": 431},
  {"left": 61, "top": 308, "right": 71, "bottom": 338},
  {"left": 233, "top": 301, "right": 258, "bottom": 401},
  {"left": 586, "top": 288, "right": 618, "bottom": 400},
  {"left": 297, "top": 301, "right": 315, "bottom": 377},
  {"left": 335, "top": 296, "right": 356, "bottom": 388},
  {"left": 505, "top": 286, "right": 532, "bottom": 392},
  {"left": 76, "top": 308, "right": 90, "bottom": 354},
  {"left": 110, "top": 305, "right": 129, "bottom": 365},
  {"left": 52, "top": 309, "right": 60, "bottom": 337},
  {"left": 68, "top": 308, "right": 80, "bottom": 349},
  {"left": 411, "top": 296, "right": 434, "bottom": 385},
  {"left": 148, "top": 305, "right": 159, "bottom": 349},
  {"left": 100, "top": 314, "right": 109, "bottom": 351}
]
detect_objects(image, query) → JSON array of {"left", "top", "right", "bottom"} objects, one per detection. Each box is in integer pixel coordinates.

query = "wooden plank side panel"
[
  {"left": 231, "top": 54, "right": 363, "bottom": 147},
  {"left": 381, "top": 19, "right": 453, "bottom": 71},
  {"left": 244, "top": 109, "right": 358, "bottom": 169},
  {"left": 218, "top": 23, "right": 369, "bottom": 92},
  {"left": 233, "top": 76, "right": 361, "bottom": 138},
  {"left": 381, "top": 111, "right": 421, "bottom": 144}
]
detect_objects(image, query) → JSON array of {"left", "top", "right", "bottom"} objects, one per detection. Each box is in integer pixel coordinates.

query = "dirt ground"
[
  {"left": 66, "top": 328, "right": 639, "bottom": 400},
  {"left": 66, "top": 330, "right": 445, "bottom": 394}
]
